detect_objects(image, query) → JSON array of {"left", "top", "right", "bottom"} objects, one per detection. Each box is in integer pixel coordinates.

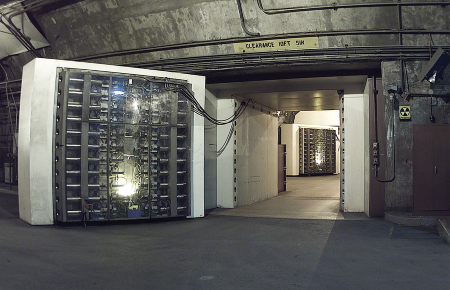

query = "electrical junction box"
[{"left": 18, "top": 59, "right": 206, "bottom": 225}]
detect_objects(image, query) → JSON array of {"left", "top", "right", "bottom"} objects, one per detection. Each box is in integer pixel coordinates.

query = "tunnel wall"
[
  {"left": 5, "top": 0, "right": 446, "bottom": 71},
  {"left": 381, "top": 60, "right": 450, "bottom": 211}
]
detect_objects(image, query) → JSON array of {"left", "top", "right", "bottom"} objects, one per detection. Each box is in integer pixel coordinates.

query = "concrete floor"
[
  {"left": 212, "top": 175, "right": 362, "bottom": 220},
  {"left": 0, "top": 177, "right": 449, "bottom": 290}
]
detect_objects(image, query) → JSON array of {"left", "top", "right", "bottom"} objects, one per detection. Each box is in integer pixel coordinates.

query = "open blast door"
[{"left": 18, "top": 59, "right": 205, "bottom": 225}]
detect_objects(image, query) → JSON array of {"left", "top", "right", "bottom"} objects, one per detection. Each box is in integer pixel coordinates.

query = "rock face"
[{"left": 21, "top": 1, "right": 450, "bottom": 71}]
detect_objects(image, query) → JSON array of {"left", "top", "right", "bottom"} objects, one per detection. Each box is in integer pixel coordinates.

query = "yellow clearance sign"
[{"left": 234, "top": 37, "right": 319, "bottom": 53}]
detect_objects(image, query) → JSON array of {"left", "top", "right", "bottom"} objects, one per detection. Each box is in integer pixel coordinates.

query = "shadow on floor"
[
  {"left": 0, "top": 205, "right": 447, "bottom": 290},
  {"left": 1, "top": 173, "right": 447, "bottom": 290},
  {"left": 0, "top": 192, "right": 19, "bottom": 219}
]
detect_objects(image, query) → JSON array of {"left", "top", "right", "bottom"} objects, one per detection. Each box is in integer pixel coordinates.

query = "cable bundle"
[
  {"left": 216, "top": 122, "right": 234, "bottom": 156},
  {"left": 164, "top": 82, "right": 249, "bottom": 125}
]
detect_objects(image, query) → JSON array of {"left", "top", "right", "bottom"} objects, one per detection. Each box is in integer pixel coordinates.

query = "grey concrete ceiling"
[
  {"left": 206, "top": 75, "right": 368, "bottom": 111},
  {"left": 239, "top": 90, "right": 341, "bottom": 111}
]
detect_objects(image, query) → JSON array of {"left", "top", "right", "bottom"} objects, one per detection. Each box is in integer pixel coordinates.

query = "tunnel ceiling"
[
  {"left": 204, "top": 61, "right": 381, "bottom": 83},
  {"left": 23, "top": 0, "right": 450, "bottom": 66},
  {"left": 240, "top": 90, "right": 341, "bottom": 111},
  {"left": 0, "top": 0, "right": 448, "bottom": 91},
  {"left": 207, "top": 75, "right": 368, "bottom": 111}
]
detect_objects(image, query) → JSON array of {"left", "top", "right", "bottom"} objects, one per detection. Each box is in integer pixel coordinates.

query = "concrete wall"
[
  {"left": 381, "top": 60, "right": 450, "bottom": 211},
  {"left": 3, "top": 0, "right": 444, "bottom": 73},
  {"left": 235, "top": 106, "right": 278, "bottom": 207}
]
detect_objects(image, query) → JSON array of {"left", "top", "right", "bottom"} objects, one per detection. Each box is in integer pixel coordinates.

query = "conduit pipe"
[
  {"left": 0, "top": 0, "right": 60, "bottom": 58},
  {"left": 0, "top": 17, "right": 40, "bottom": 57},
  {"left": 257, "top": 0, "right": 450, "bottom": 14},
  {"left": 73, "top": 29, "right": 450, "bottom": 62},
  {"left": 236, "top": 0, "right": 260, "bottom": 36},
  {"left": 0, "top": 79, "right": 21, "bottom": 86},
  {"left": 373, "top": 76, "right": 395, "bottom": 183},
  {"left": 122, "top": 45, "right": 450, "bottom": 72}
]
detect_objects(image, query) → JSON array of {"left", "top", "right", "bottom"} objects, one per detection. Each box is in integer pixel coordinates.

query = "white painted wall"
[
  {"left": 19, "top": 58, "right": 206, "bottom": 225},
  {"left": 343, "top": 94, "right": 365, "bottom": 212},
  {"left": 363, "top": 81, "right": 371, "bottom": 216},
  {"left": 294, "top": 110, "right": 340, "bottom": 126},
  {"left": 281, "top": 124, "right": 299, "bottom": 176},
  {"left": 18, "top": 59, "right": 48, "bottom": 224},
  {"left": 216, "top": 98, "right": 235, "bottom": 208},
  {"left": 235, "top": 107, "right": 278, "bottom": 206}
]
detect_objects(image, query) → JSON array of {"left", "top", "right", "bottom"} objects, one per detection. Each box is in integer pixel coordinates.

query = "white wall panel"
[
  {"left": 343, "top": 94, "right": 365, "bottom": 212},
  {"left": 216, "top": 98, "right": 235, "bottom": 208},
  {"left": 294, "top": 110, "right": 340, "bottom": 126},
  {"left": 281, "top": 124, "right": 299, "bottom": 176},
  {"left": 363, "top": 81, "right": 371, "bottom": 216},
  {"left": 235, "top": 107, "right": 278, "bottom": 207}
]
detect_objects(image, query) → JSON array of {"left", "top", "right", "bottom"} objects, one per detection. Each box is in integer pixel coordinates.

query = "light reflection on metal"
[{"left": 428, "top": 71, "right": 437, "bottom": 84}]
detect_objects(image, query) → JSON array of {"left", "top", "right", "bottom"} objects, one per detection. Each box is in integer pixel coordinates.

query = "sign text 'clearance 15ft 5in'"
[{"left": 233, "top": 37, "right": 319, "bottom": 53}]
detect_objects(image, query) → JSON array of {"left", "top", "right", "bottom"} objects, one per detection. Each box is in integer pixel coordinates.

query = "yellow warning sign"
[
  {"left": 233, "top": 37, "right": 319, "bottom": 53},
  {"left": 399, "top": 106, "right": 411, "bottom": 120}
]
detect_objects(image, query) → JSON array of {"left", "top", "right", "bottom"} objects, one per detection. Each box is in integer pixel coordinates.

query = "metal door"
[
  {"left": 413, "top": 125, "right": 435, "bottom": 213},
  {"left": 413, "top": 124, "right": 450, "bottom": 215},
  {"left": 433, "top": 126, "right": 450, "bottom": 211}
]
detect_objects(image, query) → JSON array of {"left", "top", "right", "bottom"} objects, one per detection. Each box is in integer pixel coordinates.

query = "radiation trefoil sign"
[{"left": 399, "top": 106, "right": 411, "bottom": 120}]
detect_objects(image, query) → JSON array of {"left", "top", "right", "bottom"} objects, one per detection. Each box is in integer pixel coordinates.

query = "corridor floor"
[
  {"left": 211, "top": 174, "right": 366, "bottom": 220},
  {"left": 0, "top": 181, "right": 448, "bottom": 290}
]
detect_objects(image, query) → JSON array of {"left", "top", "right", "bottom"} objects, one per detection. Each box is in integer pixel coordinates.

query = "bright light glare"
[
  {"left": 118, "top": 183, "right": 135, "bottom": 197},
  {"left": 428, "top": 71, "right": 437, "bottom": 84},
  {"left": 315, "top": 152, "right": 322, "bottom": 165},
  {"left": 113, "top": 90, "right": 125, "bottom": 95},
  {"left": 133, "top": 100, "right": 139, "bottom": 110},
  {"left": 117, "top": 177, "right": 126, "bottom": 185}
]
